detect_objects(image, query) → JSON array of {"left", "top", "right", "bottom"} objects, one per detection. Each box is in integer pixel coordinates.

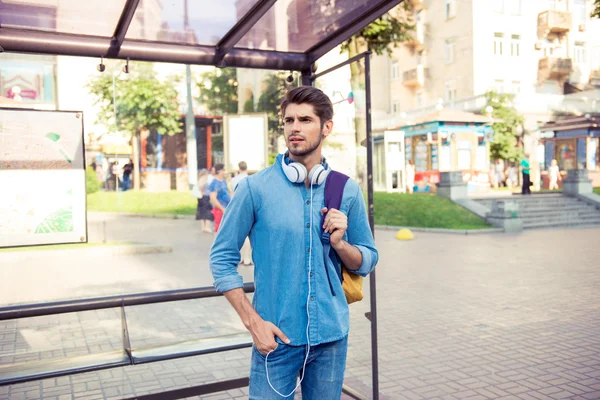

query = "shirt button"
[
  {"left": 306, "top": 223, "right": 310, "bottom": 228},
  {"left": 310, "top": 297, "right": 315, "bottom": 301},
  {"left": 307, "top": 248, "right": 311, "bottom": 253},
  {"left": 306, "top": 200, "right": 310, "bottom": 205},
  {"left": 310, "top": 272, "right": 313, "bottom": 277}
]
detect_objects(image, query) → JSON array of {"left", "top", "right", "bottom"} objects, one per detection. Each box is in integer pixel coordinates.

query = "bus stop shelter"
[{"left": 0, "top": 1, "right": 402, "bottom": 398}]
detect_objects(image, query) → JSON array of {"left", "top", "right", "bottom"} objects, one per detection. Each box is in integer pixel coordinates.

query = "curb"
[
  {"left": 375, "top": 225, "right": 504, "bottom": 235},
  {"left": 104, "top": 212, "right": 196, "bottom": 220},
  {"left": 88, "top": 212, "right": 505, "bottom": 235},
  {"left": 0, "top": 244, "right": 173, "bottom": 260}
]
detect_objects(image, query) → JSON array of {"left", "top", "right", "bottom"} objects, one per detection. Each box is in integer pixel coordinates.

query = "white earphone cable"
[{"left": 265, "top": 178, "right": 314, "bottom": 397}]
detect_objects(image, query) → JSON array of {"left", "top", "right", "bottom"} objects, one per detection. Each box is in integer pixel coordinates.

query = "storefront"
[
  {"left": 539, "top": 115, "right": 600, "bottom": 188},
  {"left": 376, "top": 110, "right": 494, "bottom": 192}
]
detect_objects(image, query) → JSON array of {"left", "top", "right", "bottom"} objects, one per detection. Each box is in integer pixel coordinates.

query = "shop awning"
[{"left": 0, "top": 0, "right": 402, "bottom": 71}]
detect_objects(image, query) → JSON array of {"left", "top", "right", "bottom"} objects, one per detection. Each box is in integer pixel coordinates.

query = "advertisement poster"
[
  {"left": 224, "top": 113, "right": 268, "bottom": 172},
  {"left": 0, "top": 109, "right": 87, "bottom": 248}
]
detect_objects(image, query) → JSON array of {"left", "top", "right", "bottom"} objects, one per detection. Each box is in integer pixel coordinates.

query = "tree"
[
  {"left": 341, "top": 4, "right": 415, "bottom": 58},
  {"left": 339, "top": 3, "right": 414, "bottom": 149},
  {"left": 196, "top": 68, "right": 238, "bottom": 115},
  {"left": 592, "top": 0, "right": 600, "bottom": 18},
  {"left": 256, "top": 72, "right": 298, "bottom": 153},
  {"left": 87, "top": 61, "right": 183, "bottom": 190},
  {"left": 482, "top": 91, "right": 524, "bottom": 162}
]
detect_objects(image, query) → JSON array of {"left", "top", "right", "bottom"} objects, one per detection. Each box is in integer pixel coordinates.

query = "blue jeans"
[{"left": 249, "top": 336, "right": 348, "bottom": 399}]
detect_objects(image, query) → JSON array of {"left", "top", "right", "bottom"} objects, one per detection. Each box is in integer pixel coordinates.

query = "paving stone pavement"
[{"left": 1, "top": 214, "right": 599, "bottom": 399}]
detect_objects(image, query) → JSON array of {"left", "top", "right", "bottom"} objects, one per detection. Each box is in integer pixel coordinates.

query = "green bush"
[{"left": 86, "top": 166, "right": 101, "bottom": 194}]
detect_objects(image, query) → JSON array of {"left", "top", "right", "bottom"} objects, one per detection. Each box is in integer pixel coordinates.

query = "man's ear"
[{"left": 321, "top": 120, "right": 333, "bottom": 138}]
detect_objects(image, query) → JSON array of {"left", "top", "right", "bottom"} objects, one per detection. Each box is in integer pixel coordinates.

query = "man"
[
  {"left": 209, "top": 86, "right": 378, "bottom": 399},
  {"left": 208, "top": 164, "right": 231, "bottom": 232},
  {"left": 520, "top": 153, "right": 531, "bottom": 195},
  {"left": 230, "top": 160, "right": 249, "bottom": 192}
]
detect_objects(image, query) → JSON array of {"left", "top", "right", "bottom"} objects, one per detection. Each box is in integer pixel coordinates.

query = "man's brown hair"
[{"left": 280, "top": 86, "right": 333, "bottom": 128}]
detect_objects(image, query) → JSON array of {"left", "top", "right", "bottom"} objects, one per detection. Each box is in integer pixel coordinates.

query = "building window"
[
  {"left": 494, "top": 79, "right": 504, "bottom": 93},
  {"left": 495, "top": 0, "right": 504, "bottom": 14},
  {"left": 511, "top": 80, "right": 521, "bottom": 94},
  {"left": 392, "top": 102, "right": 400, "bottom": 114},
  {"left": 391, "top": 61, "right": 399, "bottom": 80},
  {"left": 509, "top": 0, "right": 521, "bottom": 15},
  {"left": 511, "top": 34, "right": 520, "bottom": 56},
  {"left": 494, "top": 33, "right": 504, "bottom": 56},
  {"left": 445, "top": 38, "right": 456, "bottom": 64},
  {"left": 575, "top": 42, "right": 586, "bottom": 64},
  {"left": 445, "top": 0, "right": 456, "bottom": 20},
  {"left": 445, "top": 81, "right": 456, "bottom": 101}
]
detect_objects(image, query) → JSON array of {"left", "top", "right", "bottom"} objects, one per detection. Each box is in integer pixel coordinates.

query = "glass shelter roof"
[{"left": 0, "top": 0, "right": 402, "bottom": 71}]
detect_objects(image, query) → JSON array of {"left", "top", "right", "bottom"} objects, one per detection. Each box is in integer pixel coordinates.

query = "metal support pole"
[
  {"left": 301, "top": 68, "right": 312, "bottom": 86},
  {"left": 364, "top": 52, "right": 380, "bottom": 400},
  {"left": 184, "top": 0, "right": 198, "bottom": 188}
]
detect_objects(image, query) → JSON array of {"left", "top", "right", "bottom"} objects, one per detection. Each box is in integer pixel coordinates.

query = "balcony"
[
  {"left": 538, "top": 57, "right": 573, "bottom": 82},
  {"left": 405, "top": 22, "right": 426, "bottom": 51},
  {"left": 402, "top": 65, "right": 428, "bottom": 88},
  {"left": 537, "top": 10, "right": 572, "bottom": 38}
]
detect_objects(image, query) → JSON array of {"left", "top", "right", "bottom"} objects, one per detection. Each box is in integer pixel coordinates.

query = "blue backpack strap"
[{"left": 321, "top": 170, "right": 350, "bottom": 289}]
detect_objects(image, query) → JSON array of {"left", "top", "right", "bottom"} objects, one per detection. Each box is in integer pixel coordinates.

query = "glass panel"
[
  {"left": 126, "top": 0, "right": 261, "bottom": 45},
  {"left": 314, "top": 56, "right": 373, "bottom": 398},
  {"left": 0, "top": 0, "right": 127, "bottom": 37},
  {"left": 236, "top": 0, "right": 373, "bottom": 52}
]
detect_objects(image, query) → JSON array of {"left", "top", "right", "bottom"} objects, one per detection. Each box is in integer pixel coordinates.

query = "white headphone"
[{"left": 280, "top": 151, "right": 329, "bottom": 185}]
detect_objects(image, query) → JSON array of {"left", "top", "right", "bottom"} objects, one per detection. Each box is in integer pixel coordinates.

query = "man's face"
[
  {"left": 216, "top": 168, "right": 226, "bottom": 179},
  {"left": 283, "top": 103, "right": 332, "bottom": 157}
]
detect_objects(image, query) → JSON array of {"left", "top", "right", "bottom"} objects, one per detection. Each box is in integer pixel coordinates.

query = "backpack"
[{"left": 322, "top": 170, "right": 364, "bottom": 304}]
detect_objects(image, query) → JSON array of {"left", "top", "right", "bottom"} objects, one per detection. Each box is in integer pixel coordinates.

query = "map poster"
[{"left": 0, "top": 108, "right": 87, "bottom": 248}]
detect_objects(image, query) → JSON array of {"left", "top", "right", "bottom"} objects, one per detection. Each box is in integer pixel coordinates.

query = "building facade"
[{"left": 375, "top": 0, "right": 600, "bottom": 133}]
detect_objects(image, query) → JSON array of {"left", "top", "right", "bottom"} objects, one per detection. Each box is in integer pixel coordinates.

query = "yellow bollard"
[{"left": 395, "top": 228, "right": 414, "bottom": 241}]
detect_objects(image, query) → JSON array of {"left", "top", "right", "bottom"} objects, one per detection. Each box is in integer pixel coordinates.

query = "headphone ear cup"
[
  {"left": 291, "top": 163, "right": 307, "bottom": 183},
  {"left": 281, "top": 154, "right": 307, "bottom": 183},
  {"left": 308, "top": 164, "right": 328, "bottom": 186}
]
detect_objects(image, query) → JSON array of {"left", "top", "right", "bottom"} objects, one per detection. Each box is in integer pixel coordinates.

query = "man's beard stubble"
[{"left": 287, "top": 133, "right": 324, "bottom": 157}]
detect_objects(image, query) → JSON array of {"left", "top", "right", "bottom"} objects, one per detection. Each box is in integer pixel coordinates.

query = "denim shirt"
[{"left": 209, "top": 154, "right": 378, "bottom": 346}]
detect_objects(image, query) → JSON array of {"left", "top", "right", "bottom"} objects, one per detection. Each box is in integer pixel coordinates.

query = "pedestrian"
[
  {"left": 208, "top": 163, "right": 231, "bottom": 232},
  {"left": 230, "top": 161, "right": 252, "bottom": 265},
  {"left": 230, "top": 161, "right": 249, "bottom": 191},
  {"left": 495, "top": 159, "right": 505, "bottom": 188},
  {"left": 505, "top": 163, "right": 518, "bottom": 189},
  {"left": 209, "top": 86, "right": 378, "bottom": 399},
  {"left": 548, "top": 159, "right": 562, "bottom": 190},
  {"left": 195, "top": 169, "right": 214, "bottom": 233},
  {"left": 406, "top": 159, "right": 415, "bottom": 193},
  {"left": 521, "top": 153, "right": 531, "bottom": 195},
  {"left": 122, "top": 159, "right": 133, "bottom": 191}
]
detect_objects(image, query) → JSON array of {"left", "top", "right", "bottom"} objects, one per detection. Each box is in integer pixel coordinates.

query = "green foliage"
[
  {"left": 86, "top": 62, "right": 183, "bottom": 137},
  {"left": 374, "top": 193, "right": 491, "bottom": 230},
  {"left": 256, "top": 72, "right": 299, "bottom": 150},
  {"left": 482, "top": 91, "right": 524, "bottom": 162},
  {"left": 86, "top": 166, "right": 101, "bottom": 194},
  {"left": 341, "top": 4, "right": 414, "bottom": 56},
  {"left": 243, "top": 98, "right": 255, "bottom": 113},
  {"left": 268, "top": 152, "right": 278, "bottom": 166},
  {"left": 197, "top": 68, "right": 238, "bottom": 115},
  {"left": 593, "top": 0, "right": 600, "bottom": 18}
]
